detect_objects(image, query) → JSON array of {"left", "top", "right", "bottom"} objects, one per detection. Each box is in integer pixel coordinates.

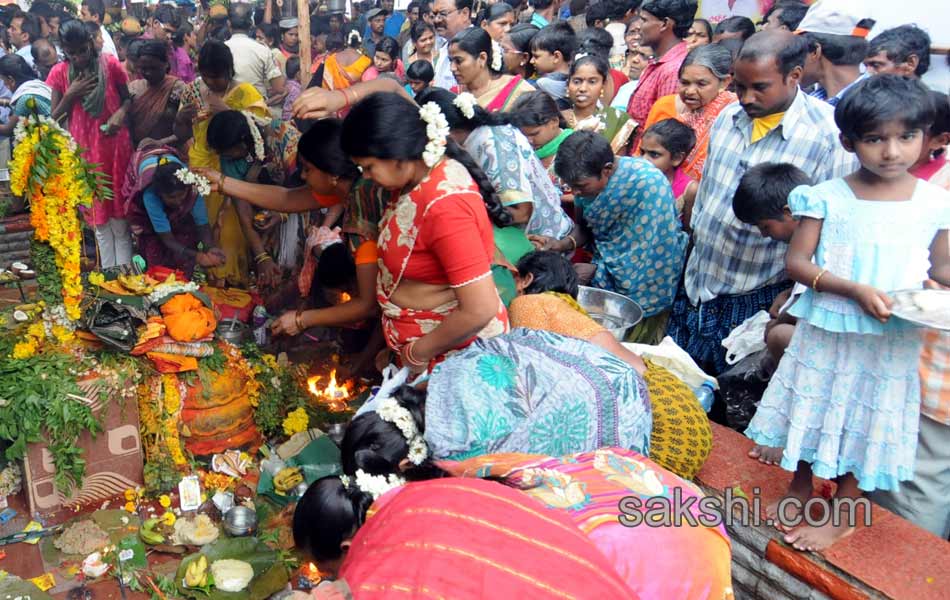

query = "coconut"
[
  {"left": 10, "top": 262, "right": 28, "bottom": 273},
  {"left": 82, "top": 551, "right": 110, "bottom": 578},
  {"left": 12, "top": 310, "right": 29, "bottom": 323},
  {"left": 210, "top": 559, "right": 254, "bottom": 592}
]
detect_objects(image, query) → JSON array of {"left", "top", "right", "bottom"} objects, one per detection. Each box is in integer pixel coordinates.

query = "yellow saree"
[
  {"left": 322, "top": 53, "right": 372, "bottom": 91},
  {"left": 184, "top": 82, "right": 269, "bottom": 286}
]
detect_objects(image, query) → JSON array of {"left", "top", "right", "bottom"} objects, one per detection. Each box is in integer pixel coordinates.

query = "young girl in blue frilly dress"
[{"left": 745, "top": 75, "right": 950, "bottom": 551}]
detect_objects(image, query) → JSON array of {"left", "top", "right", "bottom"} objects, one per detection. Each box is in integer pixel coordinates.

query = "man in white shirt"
[
  {"left": 8, "top": 12, "right": 40, "bottom": 69},
  {"left": 430, "top": 0, "right": 473, "bottom": 89},
  {"left": 80, "top": 0, "right": 117, "bottom": 56},
  {"left": 225, "top": 4, "right": 286, "bottom": 102}
]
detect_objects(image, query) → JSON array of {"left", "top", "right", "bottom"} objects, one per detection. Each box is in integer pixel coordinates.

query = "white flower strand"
[
  {"left": 174, "top": 167, "right": 212, "bottom": 197},
  {"left": 418, "top": 102, "right": 450, "bottom": 168},
  {"left": 241, "top": 111, "right": 266, "bottom": 162},
  {"left": 376, "top": 397, "right": 428, "bottom": 465},
  {"left": 490, "top": 40, "right": 504, "bottom": 72},
  {"left": 353, "top": 469, "right": 405, "bottom": 500},
  {"left": 453, "top": 92, "right": 477, "bottom": 120}
]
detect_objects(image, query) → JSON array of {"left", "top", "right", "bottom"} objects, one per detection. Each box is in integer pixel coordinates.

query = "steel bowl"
[
  {"left": 577, "top": 286, "right": 643, "bottom": 341},
  {"left": 216, "top": 319, "right": 249, "bottom": 346},
  {"left": 223, "top": 506, "right": 258, "bottom": 537}
]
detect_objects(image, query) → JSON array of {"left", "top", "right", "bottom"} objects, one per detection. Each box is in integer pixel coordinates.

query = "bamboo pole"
[{"left": 299, "top": 0, "right": 312, "bottom": 87}]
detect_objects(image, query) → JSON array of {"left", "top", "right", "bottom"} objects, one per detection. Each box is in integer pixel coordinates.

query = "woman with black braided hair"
[{"left": 341, "top": 91, "right": 511, "bottom": 372}]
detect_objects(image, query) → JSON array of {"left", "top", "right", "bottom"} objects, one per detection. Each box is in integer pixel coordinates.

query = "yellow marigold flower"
[
  {"left": 160, "top": 511, "right": 176, "bottom": 526},
  {"left": 12, "top": 340, "right": 37, "bottom": 360},
  {"left": 282, "top": 407, "right": 310, "bottom": 437},
  {"left": 124, "top": 501, "right": 136, "bottom": 513},
  {"left": 51, "top": 325, "right": 75, "bottom": 344},
  {"left": 26, "top": 322, "right": 46, "bottom": 339},
  {"left": 124, "top": 488, "right": 138, "bottom": 502},
  {"left": 88, "top": 272, "right": 105, "bottom": 286},
  {"left": 262, "top": 353, "right": 279, "bottom": 370},
  {"left": 159, "top": 494, "right": 172, "bottom": 509}
]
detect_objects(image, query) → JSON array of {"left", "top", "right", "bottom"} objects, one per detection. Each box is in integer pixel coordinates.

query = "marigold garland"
[
  {"left": 10, "top": 114, "right": 110, "bottom": 321},
  {"left": 222, "top": 343, "right": 262, "bottom": 407},
  {"left": 138, "top": 374, "right": 190, "bottom": 472}
]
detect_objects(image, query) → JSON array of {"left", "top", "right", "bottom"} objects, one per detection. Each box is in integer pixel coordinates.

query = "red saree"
[
  {"left": 376, "top": 158, "right": 508, "bottom": 360},
  {"left": 339, "top": 478, "right": 639, "bottom": 599}
]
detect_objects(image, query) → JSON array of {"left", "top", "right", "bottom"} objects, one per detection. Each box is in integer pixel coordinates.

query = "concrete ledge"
[{"left": 696, "top": 423, "right": 949, "bottom": 600}]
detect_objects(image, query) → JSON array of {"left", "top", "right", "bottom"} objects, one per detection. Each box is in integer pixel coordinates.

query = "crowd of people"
[{"left": 2, "top": 0, "right": 949, "bottom": 596}]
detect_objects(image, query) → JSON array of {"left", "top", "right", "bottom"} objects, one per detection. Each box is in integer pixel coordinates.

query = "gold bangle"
[
  {"left": 812, "top": 268, "right": 828, "bottom": 291},
  {"left": 295, "top": 309, "right": 304, "bottom": 332},
  {"left": 255, "top": 252, "right": 272, "bottom": 264},
  {"left": 219, "top": 174, "right": 226, "bottom": 192},
  {"left": 565, "top": 235, "right": 577, "bottom": 252},
  {"left": 404, "top": 340, "right": 427, "bottom": 368}
]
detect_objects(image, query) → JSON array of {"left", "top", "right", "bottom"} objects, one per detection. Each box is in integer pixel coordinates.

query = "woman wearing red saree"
[
  {"left": 450, "top": 27, "right": 534, "bottom": 112},
  {"left": 292, "top": 477, "right": 638, "bottom": 599},
  {"left": 341, "top": 92, "right": 511, "bottom": 371},
  {"left": 635, "top": 44, "right": 737, "bottom": 181}
]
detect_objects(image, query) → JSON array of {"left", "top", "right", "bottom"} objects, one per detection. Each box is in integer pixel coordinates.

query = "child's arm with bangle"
[{"left": 787, "top": 216, "right": 892, "bottom": 322}]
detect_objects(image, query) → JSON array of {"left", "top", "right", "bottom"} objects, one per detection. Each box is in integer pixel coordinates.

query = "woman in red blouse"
[{"left": 341, "top": 92, "right": 512, "bottom": 372}]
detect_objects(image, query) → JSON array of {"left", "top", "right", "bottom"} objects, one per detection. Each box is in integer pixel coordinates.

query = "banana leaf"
[
  {"left": 40, "top": 509, "right": 142, "bottom": 565},
  {"left": 175, "top": 537, "right": 289, "bottom": 600},
  {"left": 256, "top": 436, "right": 341, "bottom": 507},
  {"left": 0, "top": 574, "right": 55, "bottom": 600}
]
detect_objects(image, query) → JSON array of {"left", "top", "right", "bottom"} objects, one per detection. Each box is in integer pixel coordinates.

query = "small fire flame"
[
  {"left": 306, "top": 562, "right": 322, "bottom": 584},
  {"left": 307, "top": 369, "right": 351, "bottom": 412},
  {"left": 340, "top": 292, "right": 352, "bottom": 303}
]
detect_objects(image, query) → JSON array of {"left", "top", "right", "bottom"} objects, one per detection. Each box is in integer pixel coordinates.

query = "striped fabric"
[
  {"left": 684, "top": 89, "right": 859, "bottom": 305},
  {"left": 342, "top": 479, "right": 638, "bottom": 599},
  {"left": 919, "top": 329, "right": 950, "bottom": 425}
]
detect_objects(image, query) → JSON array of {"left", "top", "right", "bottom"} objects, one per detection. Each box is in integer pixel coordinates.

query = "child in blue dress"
[{"left": 745, "top": 75, "right": 950, "bottom": 551}]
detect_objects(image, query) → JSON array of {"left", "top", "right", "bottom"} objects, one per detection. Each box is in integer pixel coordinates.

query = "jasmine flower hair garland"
[
  {"left": 339, "top": 470, "right": 406, "bottom": 500},
  {"left": 375, "top": 397, "right": 429, "bottom": 465},
  {"left": 418, "top": 101, "right": 450, "bottom": 168},
  {"left": 174, "top": 167, "right": 212, "bottom": 197},
  {"left": 453, "top": 92, "right": 477, "bottom": 120}
]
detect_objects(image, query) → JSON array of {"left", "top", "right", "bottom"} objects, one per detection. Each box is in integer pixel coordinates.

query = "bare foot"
[
  {"left": 784, "top": 519, "right": 855, "bottom": 551},
  {"left": 766, "top": 467, "right": 813, "bottom": 532},
  {"left": 748, "top": 444, "right": 784, "bottom": 465}
]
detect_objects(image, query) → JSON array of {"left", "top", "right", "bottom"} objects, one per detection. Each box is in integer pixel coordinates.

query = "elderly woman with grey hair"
[{"left": 635, "top": 43, "right": 736, "bottom": 181}]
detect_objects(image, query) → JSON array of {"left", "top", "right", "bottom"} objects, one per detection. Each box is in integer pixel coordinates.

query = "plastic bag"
[
  {"left": 83, "top": 298, "right": 148, "bottom": 352},
  {"left": 718, "top": 349, "right": 775, "bottom": 431},
  {"left": 721, "top": 310, "right": 771, "bottom": 365}
]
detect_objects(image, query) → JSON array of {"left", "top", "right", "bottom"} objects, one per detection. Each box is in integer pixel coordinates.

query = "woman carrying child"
[{"left": 745, "top": 76, "right": 950, "bottom": 551}]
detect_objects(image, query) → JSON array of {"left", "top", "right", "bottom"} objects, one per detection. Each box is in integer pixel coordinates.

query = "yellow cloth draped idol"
[{"left": 185, "top": 82, "right": 269, "bottom": 286}]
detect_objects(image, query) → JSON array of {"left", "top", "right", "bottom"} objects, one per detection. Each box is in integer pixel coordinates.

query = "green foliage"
[
  {"left": 0, "top": 348, "right": 101, "bottom": 494},
  {"left": 30, "top": 240, "right": 62, "bottom": 307},
  {"left": 143, "top": 453, "right": 181, "bottom": 495},
  {"left": 239, "top": 343, "right": 310, "bottom": 439}
]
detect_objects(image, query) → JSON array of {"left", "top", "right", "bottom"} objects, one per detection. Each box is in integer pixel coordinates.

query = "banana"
[
  {"left": 139, "top": 517, "right": 165, "bottom": 545},
  {"left": 185, "top": 555, "right": 209, "bottom": 588},
  {"left": 118, "top": 274, "right": 154, "bottom": 294},
  {"left": 273, "top": 467, "right": 304, "bottom": 493}
]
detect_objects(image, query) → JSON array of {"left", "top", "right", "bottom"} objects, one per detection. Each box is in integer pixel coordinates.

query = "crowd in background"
[{"left": 1, "top": 0, "right": 949, "bottom": 595}]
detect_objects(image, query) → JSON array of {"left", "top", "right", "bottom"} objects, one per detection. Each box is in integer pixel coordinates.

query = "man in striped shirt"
[{"left": 667, "top": 30, "right": 858, "bottom": 375}]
